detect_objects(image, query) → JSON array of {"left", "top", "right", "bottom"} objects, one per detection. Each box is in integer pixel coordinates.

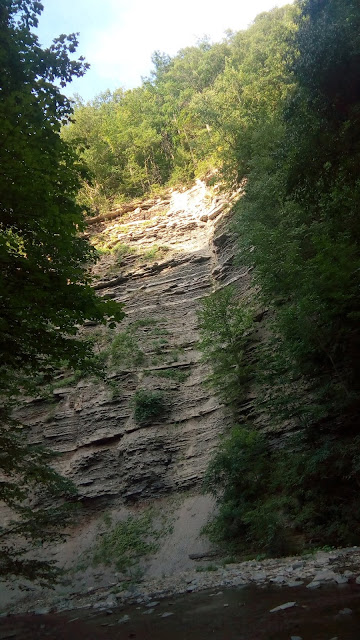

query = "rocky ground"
[
  {"left": 3, "top": 545, "right": 360, "bottom": 616},
  {"left": 2, "top": 582, "right": 360, "bottom": 640}
]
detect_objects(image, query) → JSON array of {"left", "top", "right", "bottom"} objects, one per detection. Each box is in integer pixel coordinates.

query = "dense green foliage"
[
  {"left": 0, "top": 0, "right": 123, "bottom": 583},
  {"left": 91, "top": 511, "right": 159, "bottom": 573},
  {"left": 236, "top": 0, "right": 360, "bottom": 427},
  {"left": 199, "top": 0, "right": 360, "bottom": 553},
  {"left": 133, "top": 389, "right": 166, "bottom": 424},
  {"left": 0, "top": 1, "right": 123, "bottom": 396},
  {"left": 205, "top": 426, "right": 360, "bottom": 555},
  {"left": 63, "top": 6, "right": 297, "bottom": 211},
  {"left": 198, "top": 286, "right": 253, "bottom": 408}
]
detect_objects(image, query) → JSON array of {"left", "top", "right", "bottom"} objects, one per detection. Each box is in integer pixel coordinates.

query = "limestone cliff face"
[
  {"left": 0, "top": 180, "right": 260, "bottom": 615},
  {"left": 17, "top": 181, "right": 246, "bottom": 510}
]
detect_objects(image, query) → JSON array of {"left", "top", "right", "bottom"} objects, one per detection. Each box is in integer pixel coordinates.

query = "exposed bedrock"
[{"left": 16, "top": 180, "right": 248, "bottom": 507}]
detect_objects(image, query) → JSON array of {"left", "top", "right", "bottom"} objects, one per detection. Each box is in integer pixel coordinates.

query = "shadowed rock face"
[{"left": 16, "top": 181, "right": 247, "bottom": 506}]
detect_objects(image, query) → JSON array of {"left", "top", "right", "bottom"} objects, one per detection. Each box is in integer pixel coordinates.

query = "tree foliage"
[
  {"left": 235, "top": 0, "right": 360, "bottom": 426},
  {"left": 63, "top": 8, "right": 297, "bottom": 210},
  {"left": 197, "top": 286, "right": 253, "bottom": 408},
  {"left": 205, "top": 426, "right": 360, "bottom": 555},
  {"left": 203, "top": 0, "right": 360, "bottom": 553},
  {"left": 0, "top": 0, "right": 124, "bottom": 583}
]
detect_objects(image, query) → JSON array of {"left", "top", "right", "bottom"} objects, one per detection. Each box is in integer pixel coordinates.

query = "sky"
[{"left": 37, "top": 0, "right": 293, "bottom": 102}]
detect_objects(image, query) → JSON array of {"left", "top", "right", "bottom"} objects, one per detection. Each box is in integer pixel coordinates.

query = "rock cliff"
[
  {"left": 17, "top": 180, "right": 245, "bottom": 507},
  {"left": 4, "top": 179, "right": 251, "bottom": 609}
]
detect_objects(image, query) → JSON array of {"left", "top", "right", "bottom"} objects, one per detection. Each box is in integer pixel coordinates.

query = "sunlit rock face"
[{"left": 16, "top": 180, "right": 247, "bottom": 505}]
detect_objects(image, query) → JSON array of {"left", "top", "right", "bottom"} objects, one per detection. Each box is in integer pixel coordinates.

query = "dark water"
[{"left": 1, "top": 583, "right": 360, "bottom": 639}]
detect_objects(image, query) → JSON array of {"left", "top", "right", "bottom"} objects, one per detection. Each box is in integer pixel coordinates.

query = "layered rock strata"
[{"left": 16, "top": 180, "right": 245, "bottom": 506}]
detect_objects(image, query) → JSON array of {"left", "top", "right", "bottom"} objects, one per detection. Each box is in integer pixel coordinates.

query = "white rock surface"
[{"left": 270, "top": 601, "right": 296, "bottom": 613}]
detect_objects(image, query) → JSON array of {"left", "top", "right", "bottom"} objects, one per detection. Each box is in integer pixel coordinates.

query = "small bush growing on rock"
[
  {"left": 197, "top": 286, "right": 254, "bottom": 410},
  {"left": 92, "top": 511, "right": 159, "bottom": 571},
  {"left": 110, "top": 329, "right": 146, "bottom": 369},
  {"left": 132, "top": 317, "right": 160, "bottom": 329},
  {"left": 133, "top": 389, "right": 166, "bottom": 423},
  {"left": 139, "top": 244, "right": 169, "bottom": 262},
  {"left": 153, "top": 367, "right": 189, "bottom": 383},
  {"left": 113, "top": 243, "right": 136, "bottom": 264}
]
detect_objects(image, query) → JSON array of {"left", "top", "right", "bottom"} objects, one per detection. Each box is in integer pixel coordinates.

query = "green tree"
[
  {"left": 0, "top": 0, "right": 124, "bottom": 583},
  {"left": 208, "top": 0, "right": 360, "bottom": 553},
  {"left": 198, "top": 287, "right": 253, "bottom": 409},
  {"left": 64, "top": 38, "right": 231, "bottom": 205},
  {"left": 201, "top": 0, "right": 360, "bottom": 554},
  {"left": 234, "top": 0, "right": 360, "bottom": 423},
  {"left": 196, "top": 5, "right": 298, "bottom": 184}
]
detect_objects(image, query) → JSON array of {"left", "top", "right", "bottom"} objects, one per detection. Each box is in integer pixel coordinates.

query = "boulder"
[{"left": 270, "top": 601, "right": 296, "bottom": 613}]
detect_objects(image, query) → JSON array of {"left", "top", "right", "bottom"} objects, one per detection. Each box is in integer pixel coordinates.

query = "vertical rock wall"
[{"left": 17, "top": 181, "right": 247, "bottom": 508}]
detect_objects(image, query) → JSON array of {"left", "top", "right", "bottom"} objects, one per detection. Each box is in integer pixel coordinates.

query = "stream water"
[{"left": 1, "top": 583, "right": 360, "bottom": 639}]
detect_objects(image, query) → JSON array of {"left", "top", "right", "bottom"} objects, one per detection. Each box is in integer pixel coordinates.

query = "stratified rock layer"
[{"left": 17, "top": 180, "right": 246, "bottom": 506}]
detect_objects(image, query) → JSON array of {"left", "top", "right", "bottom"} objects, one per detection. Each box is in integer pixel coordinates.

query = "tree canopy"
[
  {"left": 200, "top": 0, "right": 360, "bottom": 552},
  {"left": 0, "top": 0, "right": 124, "bottom": 583},
  {"left": 63, "top": 5, "right": 297, "bottom": 212}
]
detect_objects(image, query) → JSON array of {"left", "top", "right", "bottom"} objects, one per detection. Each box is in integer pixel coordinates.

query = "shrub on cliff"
[
  {"left": 197, "top": 286, "right": 254, "bottom": 410},
  {"left": 204, "top": 426, "right": 360, "bottom": 556},
  {"left": 133, "top": 389, "right": 166, "bottom": 424}
]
